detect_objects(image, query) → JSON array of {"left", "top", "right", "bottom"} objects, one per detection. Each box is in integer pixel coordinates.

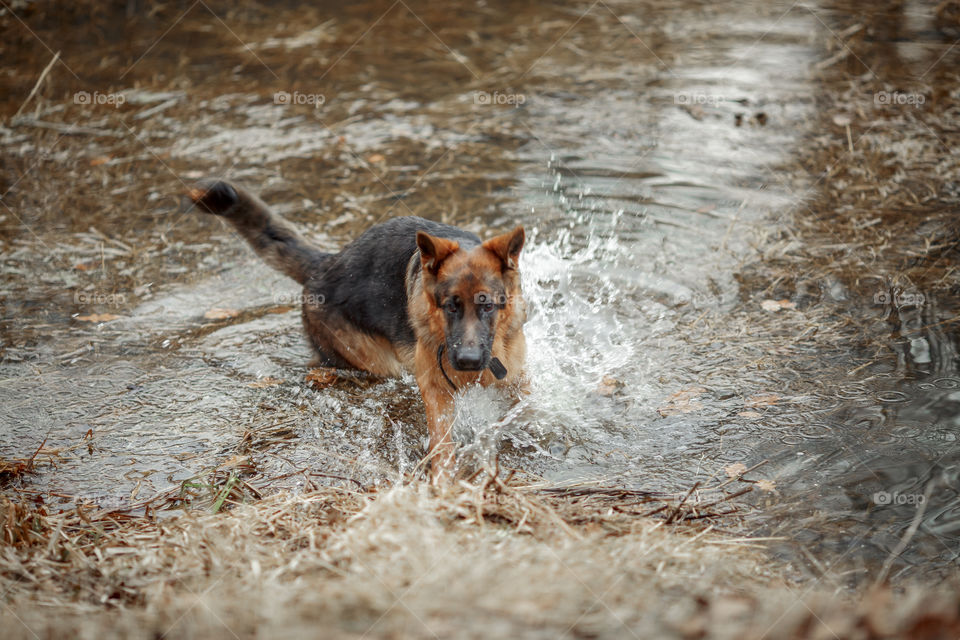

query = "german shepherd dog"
[{"left": 187, "top": 180, "right": 527, "bottom": 481}]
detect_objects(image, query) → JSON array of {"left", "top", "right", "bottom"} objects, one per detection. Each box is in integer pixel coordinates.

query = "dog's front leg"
[
  {"left": 415, "top": 346, "right": 456, "bottom": 483},
  {"left": 422, "top": 386, "right": 456, "bottom": 483}
]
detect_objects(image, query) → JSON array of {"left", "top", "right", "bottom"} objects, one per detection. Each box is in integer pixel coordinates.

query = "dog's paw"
[{"left": 186, "top": 179, "right": 239, "bottom": 215}]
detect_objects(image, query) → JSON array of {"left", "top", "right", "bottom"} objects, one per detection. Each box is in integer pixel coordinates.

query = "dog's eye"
[
  {"left": 481, "top": 302, "right": 495, "bottom": 313},
  {"left": 444, "top": 299, "right": 460, "bottom": 314}
]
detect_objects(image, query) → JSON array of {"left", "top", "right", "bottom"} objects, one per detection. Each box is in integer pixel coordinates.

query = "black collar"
[{"left": 436, "top": 344, "right": 458, "bottom": 392}]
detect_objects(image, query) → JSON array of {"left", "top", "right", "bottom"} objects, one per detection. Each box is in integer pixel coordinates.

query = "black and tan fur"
[{"left": 187, "top": 180, "right": 526, "bottom": 480}]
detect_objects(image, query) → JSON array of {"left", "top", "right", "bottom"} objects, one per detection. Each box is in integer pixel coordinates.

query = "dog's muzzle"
[{"left": 451, "top": 346, "right": 485, "bottom": 371}]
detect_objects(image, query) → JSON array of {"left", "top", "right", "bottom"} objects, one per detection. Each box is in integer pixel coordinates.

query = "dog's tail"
[{"left": 187, "top": 179, "right": 329, "bottom": 285}]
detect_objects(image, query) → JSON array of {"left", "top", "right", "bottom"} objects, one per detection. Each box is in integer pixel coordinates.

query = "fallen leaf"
[
  {"left": 267, "top": 305, "right": 295, "bottom": 314},
  {"left": 90, "top": 156, "right": 111, "bottom": 167},
  {"left": 217, "top": 454, "right": 253, "bottom": 471},
  {"left": 756, "top": 479, "right": 777, "bottom": 492},
  {"left": 746, "top": 393, "right": 779, "bottom": 408},
  {"left": 738, "top": 411, "right": 762, "bottom": 418},
  {"left": 76, "top": 313, "right": 121, "bottom": 322},
  {"left": 597, "top": 375, "right": 624, "bottom": 397},
  {"left": 725, "top": 462, "right": 747, "bottom": 478},
  {"left": 367, "top": 153, "right": 386, "bottom": 163},
  {"left": 248, "top": 377, "right": 284, "bottom": 388},
  {"left": 306, "top": 368, "right": 339, "bottom": 389},
  {"left": 73, "top": 261, "right": 98, "bottom": 271},
  {"left": 658, "top": 387, "right": 706, "bottom": 416},
  {"left": 760, "top": 299, "right": 796, "bottom": 312},
  {"left": 204, "top": 308, "right": 239, "bottom": 320}
]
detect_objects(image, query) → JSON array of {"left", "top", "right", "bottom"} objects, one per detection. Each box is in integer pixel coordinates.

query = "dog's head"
[{"left": 416, "top": 227, "right": 525, "bottom": 372}]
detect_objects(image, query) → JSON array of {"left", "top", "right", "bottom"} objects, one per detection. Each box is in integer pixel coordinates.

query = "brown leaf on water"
[
  {"left": 204, "top": 308, "right": 239, "bottom": 320},
  {"left": 248, "top": 377, "right": 284, "bottom": 388},
  {"left": 217, "top": 455, "right": 254, "bottom": 471},
  {"left": 597, "top": 375, "right": 624, "bottom": 397},
  {"left": 657, "top": 387, "right": 706, "bottom": 416},
  {"left": 760, "top": 299, "right": 796, "bottom": 312},
  {"left": 725, "top": 462, "right": 747, "bottom": 478},
  {"left": 746, "top": 393, "right": 780, "bottom": 408},
  {"left": 76, "top": 313, "right": 122, "bottom": 323},
  {"left": 756, "top": 479, "right": 777, "bottom": 492},
  {"left": 306, "top": 368, "right": 339, "bottom": 389}
]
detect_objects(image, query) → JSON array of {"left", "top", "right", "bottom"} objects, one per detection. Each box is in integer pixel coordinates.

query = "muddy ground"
[{"left": 2, "top": 0, "right": 960, "bottom": 637}]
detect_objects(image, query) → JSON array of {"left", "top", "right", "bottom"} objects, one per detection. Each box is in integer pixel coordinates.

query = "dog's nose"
[{"left": 452, "top": 347, "right": 484, "bottom": 371}]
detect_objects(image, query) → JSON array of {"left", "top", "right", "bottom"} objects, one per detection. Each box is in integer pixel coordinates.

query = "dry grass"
[
  {"left": 2, "top": 473, "right": 960, "bottom": 639},
  {"left": 0, "top": 440, "right": 45, "bottom": 487}
]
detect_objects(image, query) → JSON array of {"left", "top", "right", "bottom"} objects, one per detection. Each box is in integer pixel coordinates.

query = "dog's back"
[{"left": 188, "top": 179, "right": 480, "bottom": 371}]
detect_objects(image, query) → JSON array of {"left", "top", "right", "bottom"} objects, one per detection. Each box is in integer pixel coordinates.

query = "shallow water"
[{"left": 1, "top": 0, "right": 958, "bottom": 585}]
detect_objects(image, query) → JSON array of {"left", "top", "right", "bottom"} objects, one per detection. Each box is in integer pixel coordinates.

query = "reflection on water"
[{"left": 1, "top": 0, "right": 959, "bottom": 586}]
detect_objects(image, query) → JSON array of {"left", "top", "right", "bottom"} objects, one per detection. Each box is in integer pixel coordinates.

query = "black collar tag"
[{"left": 488, "top": 357, "right": 508, "bottom": 380}]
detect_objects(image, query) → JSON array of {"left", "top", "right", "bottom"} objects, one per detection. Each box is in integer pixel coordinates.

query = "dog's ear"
[
  {"left": 417, "top": 232, "right": 460, "bottom": 273},
  {"left": 482, "top": 226, "right": 525, "bottom": 270}
]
